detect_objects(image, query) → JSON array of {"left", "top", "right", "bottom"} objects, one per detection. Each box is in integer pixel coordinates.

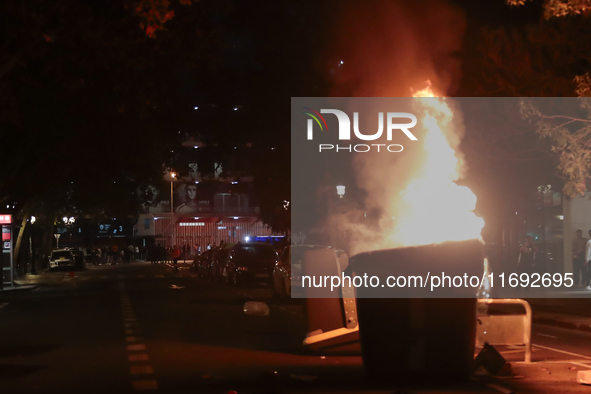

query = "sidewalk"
[
  {"left": 528, "top": 298, "right": 591, "bottom": 333},
  {"left": 1, "top": 273, "right": 40, "bottom": 292}
]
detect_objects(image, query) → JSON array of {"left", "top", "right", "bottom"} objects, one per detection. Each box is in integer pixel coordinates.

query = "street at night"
[
  {"left": 4, "top": 0, "right": 591, "bottom": 393},
  {"left": 1, "top": 262, "right": 591, "bottom": 393}
]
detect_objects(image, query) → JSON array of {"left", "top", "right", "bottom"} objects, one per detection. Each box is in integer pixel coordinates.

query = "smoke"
[
  {"left": 329, "top": 0, "right": 465, "bottom": 97},
  {"left": 325, "top": 0, "right": 467, "bottom": 256}
]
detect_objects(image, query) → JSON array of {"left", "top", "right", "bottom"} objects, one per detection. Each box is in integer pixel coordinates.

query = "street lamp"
[{"left": 170, "top": 172, "right": 177, "bottom": 247}]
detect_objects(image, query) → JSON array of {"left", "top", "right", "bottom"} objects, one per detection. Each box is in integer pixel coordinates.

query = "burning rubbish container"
[{"left": 348, "top": 238, "right": 484, "bottom": 381}]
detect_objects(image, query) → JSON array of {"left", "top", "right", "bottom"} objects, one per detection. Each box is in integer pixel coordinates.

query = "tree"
[
  {"left": 507, "top": 0, "right": 591, "bottom": 19},
  {"left": 0, "top": 0, "right": 208, "bottom": 268},
  {"left": 461, "top": 6, "right": 591, "bottom": 197},
  {"left": 520, "top": 98, "right": 591, "bottom": 197},
  {"left": 499, "top": 0, "right": 591, "bottom": 196}
]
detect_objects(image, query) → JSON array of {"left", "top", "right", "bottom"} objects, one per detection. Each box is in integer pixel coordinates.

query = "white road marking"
[
  {"left": 499, "top": 349, "right": 534, "bottom": 354},
  {"left": 541, "top": 359, "right": 591, "bottom": 364},
  {"left": 486, "top": 383, "right": 514, "bottom": 394},
  {"left": 130, "top": 365, "right": 154, "bottom": 375},
  {"left": 537, "top": 333, "right": 558, "bottom": 339},
  {"left": 533, "top": 343, "right": 591, "bottom": 361},
  {"left": 120, "top": 281, "right": 158, "bottom": 390},
  {"left": 127, "top": 344, "right": 147, "bottom": 351},
  {"left": 132, "top": 380, "right": 158, "bottom": 390},
  {"left": 129, "top": 354, "right": 149, "bottom": 362}
]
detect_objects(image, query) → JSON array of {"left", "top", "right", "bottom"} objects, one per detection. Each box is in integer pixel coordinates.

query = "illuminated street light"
[
  {"left": 63, "top": 216, "right": 68, "bottom": 223},
  {"left": 170, "top": 172, "right": 177, "bottom": 247},
  {"left": 30, "top": 216, "right": 36, "bottom": 224},
  {"left": 336, "top": 185, "right": 346, "bottom": 198}
]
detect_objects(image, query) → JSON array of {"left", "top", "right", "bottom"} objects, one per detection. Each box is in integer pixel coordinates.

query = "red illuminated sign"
[{"left": 0, "top": 214, "right": 11, "bottom": 224}]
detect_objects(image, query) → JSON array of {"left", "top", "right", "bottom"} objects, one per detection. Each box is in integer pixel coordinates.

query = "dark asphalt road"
[{"left": 1, "top": 262, "right": 590, "bottom": 393}]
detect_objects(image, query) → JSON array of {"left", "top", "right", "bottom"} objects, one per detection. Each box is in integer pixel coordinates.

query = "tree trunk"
[
  {"left": 13, "top": 214, "right": 28, "bottom": 275},
  {"left": 38, "top": 214, "right": 56, "bottom": 270}
]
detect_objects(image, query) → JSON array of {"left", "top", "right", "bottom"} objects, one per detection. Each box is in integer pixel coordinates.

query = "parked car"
[
  {"left": 272, "top": 246, "right": 292, "bottom": 298},
  {"left": 272, "top": 245, "right": 334, "bottom": 298},
  {"left": 224, "top": 242, "right": 279, "bottom": 286},
  {"left": 48, "top": 249, "right": 76, "bottom": 271}
]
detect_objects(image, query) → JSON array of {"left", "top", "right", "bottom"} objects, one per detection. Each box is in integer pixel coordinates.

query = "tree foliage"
[
  {"left": 521, "top": 99, "right": 591, "bottom": 197},
  {"left": 507, "top": 0, "right": 591, "bottom": 19},
  {"left": 132, "top": 0, "right": 195, "bottom": 38},
  {"left": 465, "top": 2, "right": 591, "bottom": 197}
]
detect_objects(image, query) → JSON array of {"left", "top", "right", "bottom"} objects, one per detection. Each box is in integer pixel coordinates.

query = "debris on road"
[{"left": 577, "top": 370, "right": 591, "bottom": 385}]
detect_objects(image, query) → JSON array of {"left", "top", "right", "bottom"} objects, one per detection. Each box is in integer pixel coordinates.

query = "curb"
[
  {"left": 0, "top": 284, "right": 40, "bottom": 294},
  {"left": 533, "top": 316, "right": 591, "bottom": 333}
]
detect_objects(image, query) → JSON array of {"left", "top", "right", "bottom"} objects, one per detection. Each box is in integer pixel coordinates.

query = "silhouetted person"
[
  {"left": 573, "top": 229, "right": 588, "bottom": 287},
  {"left": 518, "top": 235, "right": 537, "bottom": 277},
  {"left": 585, "top": 230, "right": 591, "bottom": 290}
]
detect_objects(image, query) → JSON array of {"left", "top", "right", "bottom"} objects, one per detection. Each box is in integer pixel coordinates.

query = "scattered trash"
[
  {"left": 577, "top": 370, "right": 591, "bottom": 385},
  {"left": 473, "top": 365, "right": 490, "bottom": 376},
  {"left": 243, "top": 301, "right": 269, "bottom": 316},
  {"left": 264, "top": 370, "right": 279, "bottom": 379},
  {"left": 497, "top": 363, "right": 513, "bottom": 376},
  {"left": 474, "top": 343, "right": 507, "bottom": 375},
  {"left": 68, "top": 272, "right": 75, "bottom": 277},
  {"left": 290, "top": 374, "right": 318, "bottom": 381}
]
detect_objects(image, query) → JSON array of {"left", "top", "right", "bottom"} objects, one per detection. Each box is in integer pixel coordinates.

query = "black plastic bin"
[{"left": 349, "top": 239, "right": 483, "bottom": 381}]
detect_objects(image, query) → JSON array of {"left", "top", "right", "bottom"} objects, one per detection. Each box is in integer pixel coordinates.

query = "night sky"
[{"left": 0, "top": 0, "right": 576, "bottom": 231}]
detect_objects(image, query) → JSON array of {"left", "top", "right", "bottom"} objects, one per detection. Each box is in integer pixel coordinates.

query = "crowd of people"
[
  {"left": 81, "top": 244, "right": 146, "bottom": 266},
  {"left": 571, "top": 229, "right": 591, "bottom": 290},
  {"left": 518, "top": 230, "right": 591, "bottom": 290},
  {"left": 71, "top": 238, "right": 290, "bottom": 267}
]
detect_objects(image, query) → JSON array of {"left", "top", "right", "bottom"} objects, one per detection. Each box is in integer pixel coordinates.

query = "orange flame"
[{"left": 386, "top": 84, "right": 484, "bottom": 247}]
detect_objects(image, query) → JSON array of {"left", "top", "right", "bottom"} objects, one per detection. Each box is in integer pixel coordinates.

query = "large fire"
[{"left": 385, "top": 85, "right": 484, "bottom": 247}]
